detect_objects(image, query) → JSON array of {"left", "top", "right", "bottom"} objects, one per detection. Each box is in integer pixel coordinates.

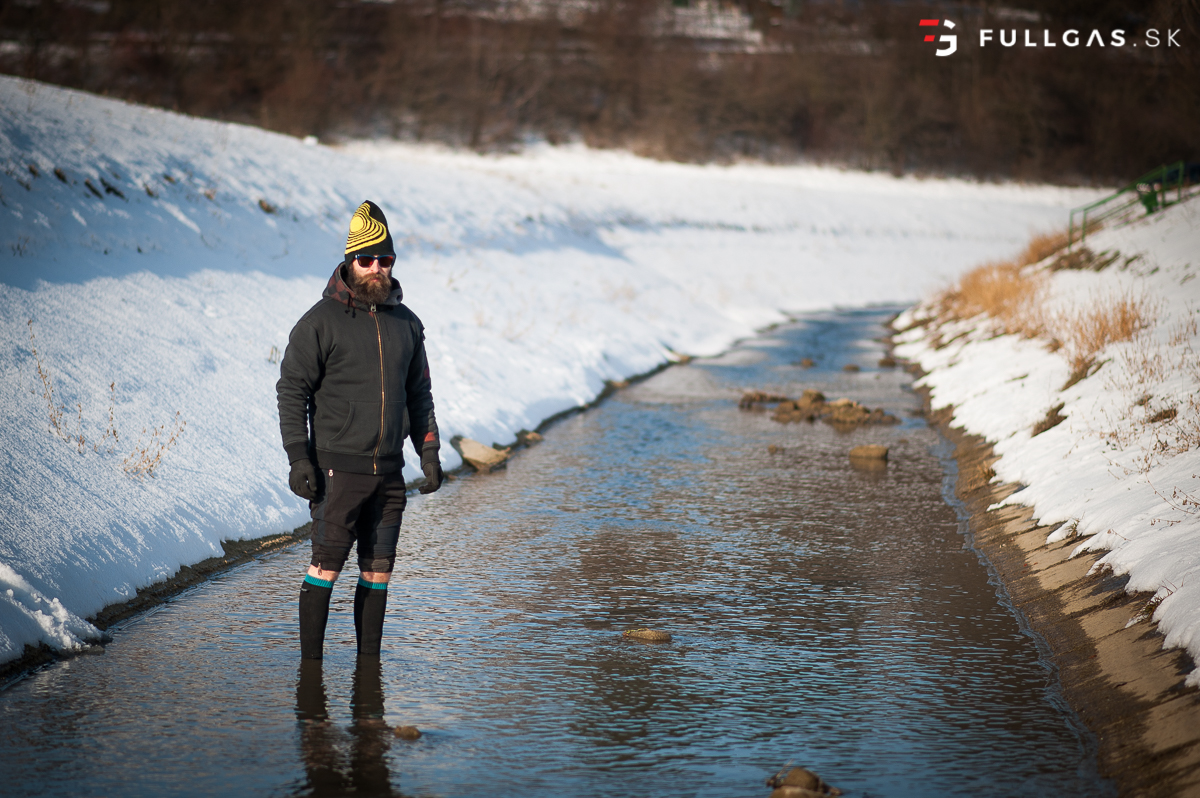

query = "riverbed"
[{"left": 0, "top": 308, "right": 1112, "bottom": 797}]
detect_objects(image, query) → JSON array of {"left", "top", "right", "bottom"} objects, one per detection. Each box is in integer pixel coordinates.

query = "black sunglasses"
[{"left": 353, "top": 255, "right": 396, "bottom": 269}]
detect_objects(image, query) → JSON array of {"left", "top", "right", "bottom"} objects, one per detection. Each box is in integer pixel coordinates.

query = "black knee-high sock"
[
  {"left": 354, "top": 577, "right": 388, "bottom": 656},
  {"left": 299, "top": 575, "right": 335, "bottom": 660}
]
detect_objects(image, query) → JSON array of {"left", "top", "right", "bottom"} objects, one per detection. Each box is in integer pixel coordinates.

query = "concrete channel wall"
[{"left": 937, "top": 412, "right": 1200, "bottom": 798}]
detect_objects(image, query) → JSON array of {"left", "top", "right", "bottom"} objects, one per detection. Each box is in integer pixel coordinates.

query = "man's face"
[{"left": 349, "top": 255, "right": 394, "bottom": 303}]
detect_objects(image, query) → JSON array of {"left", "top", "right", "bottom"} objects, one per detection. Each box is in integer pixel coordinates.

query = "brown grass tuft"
[
  {"left": 123, "top": 411, "right": 186, "bottom": 479},
  {"left": 28, "top": 319, "right": 69, "bottom": 441},
  {"left": 937, "top": 261, "right": 1046, "bottom": 337},
  {"left": 1018, "top": 231, "right": 1070, "bottom": 267},
  {"left": 1057, "top": 292, "right": 1155, "bottom": 376}
]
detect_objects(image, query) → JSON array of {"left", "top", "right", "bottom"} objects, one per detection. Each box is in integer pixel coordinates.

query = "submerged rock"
[
  {"left": 765, "top": 766, "right": 841, "bottom": 797},
  {"left": 742, "top": 388, "right": 898, "bottom": 428},
  {"left": 623, "top": 628, "right": 672, "bottom": 643},
  {"left": 842, "top": 363, "right": 861, "bottom": 372},
  {"left": 771, "top": 389, "right": 827, "bottom": 423},
  {"left": 393, "top": 725, "right": 422, "bottom": 740},
  {"left": 797, "top": 358, "right": 816, "bottom": 368},
  {"left": 849, "top": 444, "right": 889, "bottom": 461},
  {"left": 740, "top": 390, "right": 792, "bottom": 409},
  {"left": 517, "top": 429, "right": 544, "bottom": 446},
  {"left": 823, "top": 398, "right": 897, "bottom": 428}
]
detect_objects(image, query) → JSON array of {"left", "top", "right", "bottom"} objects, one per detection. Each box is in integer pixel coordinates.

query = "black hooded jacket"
[{"left": 276, "top": 263, "right": 439, "bottom": 475}]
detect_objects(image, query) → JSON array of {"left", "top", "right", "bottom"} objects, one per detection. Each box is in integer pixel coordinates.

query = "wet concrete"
[
  {"left": 0, "top": 308, "right": 1113, "bottom": 797},
  {"left": 938, "top": 418, "right": 1200, "bottom": 798}
]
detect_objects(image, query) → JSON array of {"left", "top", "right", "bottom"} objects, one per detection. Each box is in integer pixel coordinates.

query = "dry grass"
[
  {"left": 1057, "top": 292, "right": 1155, "bottom": 376},
  {"left": 937, "top": 261, "right": 1047, "bottom": 337},
  {"left": 28, "top": 319, "right": 69, "bottom": 442},
  {"left": 29, "top": 318, "right": 181, "bottom": 476},
  {"left": 123, "top": 411, "right": 187, "bottom": 479},
  {"left": 1018, "top": 230, "right": 1071, "bottom": 267},
  {"left": 1097, "top": 315, "right": 1200, "bottom": 472},
  {"left": 934, "top": 230, "right": 1070, "bottom": 337}
]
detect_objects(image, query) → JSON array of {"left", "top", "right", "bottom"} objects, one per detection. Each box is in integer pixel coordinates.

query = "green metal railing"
[{"left": 1068, "top": 161, "right": 1190, "bottom": 247}]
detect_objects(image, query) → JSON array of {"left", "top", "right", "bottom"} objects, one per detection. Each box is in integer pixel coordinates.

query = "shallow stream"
[{"left": 0, "top": 308, "right": 1112, "bottom": 797}]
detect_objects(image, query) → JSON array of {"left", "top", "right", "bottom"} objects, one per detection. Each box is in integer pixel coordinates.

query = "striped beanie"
[{"left": 344, "top": 200, "right": 395, "bottom": 260}]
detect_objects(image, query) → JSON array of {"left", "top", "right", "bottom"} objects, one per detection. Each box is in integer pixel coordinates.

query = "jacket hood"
[{"left": 323, "top": 263, "right": 404, "bottom": 310}]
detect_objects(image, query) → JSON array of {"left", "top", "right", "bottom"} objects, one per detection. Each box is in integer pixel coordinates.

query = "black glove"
[
  {"left": 289, "top": 459, "right": 323, "bottom": 501},
  {"left": 419, "top": 455, "right": 444, "bottom": 495}
]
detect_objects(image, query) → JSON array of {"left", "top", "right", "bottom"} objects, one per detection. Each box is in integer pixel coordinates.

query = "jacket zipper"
[{"left": 371, "top": 305, "right": 384, "bottom": 475}]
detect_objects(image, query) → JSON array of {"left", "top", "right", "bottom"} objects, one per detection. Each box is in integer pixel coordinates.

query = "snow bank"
[
  {"left": 894, "top": 197, "right": 1200, "bottom": 685},
  {"left": 0, "top": 75, "right": 1092, "bottom": 664}
]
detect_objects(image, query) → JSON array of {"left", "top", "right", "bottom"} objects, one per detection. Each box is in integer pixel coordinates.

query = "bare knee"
[
  {"left": 307, "top": 565, "right": 341, "bottom": 582},
  {"left": 360, "top": 571, "right": 391, "bottom": 584}
]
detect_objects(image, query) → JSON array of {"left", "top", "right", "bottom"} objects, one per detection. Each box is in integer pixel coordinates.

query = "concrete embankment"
[{"left": 936, "top": 411, "right": 1200, "bottom": 798}]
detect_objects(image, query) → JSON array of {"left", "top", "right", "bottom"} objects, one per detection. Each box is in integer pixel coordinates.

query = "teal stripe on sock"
[
  {"left": 358, "top": 577, "right": 389, "bottom": 590},
  {"left": 304, "top": 574, "right": 335, "bottom": 589}
]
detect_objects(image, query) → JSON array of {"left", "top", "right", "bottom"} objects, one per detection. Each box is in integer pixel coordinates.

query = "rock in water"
[
  {"left": 393, "top": 725, "right": 422, "bottom": 740},
  {"left": 740, "top": 390, "right": 792, "bottom": 409},
  {"left": 623, "top": 628, "right": 672, "bottom": 642},
  {"left": 842, "top": 363, "right": 861, "bottom": 372},
  {"left": 456, "top": 437, "right": 511, "bottom": 473},
  {"left": 517, "top": 429, "right": 543, "bottom": 446},
  {"left": 765, "top": 766, "right": 842, "bottom": 797},
  {"left": 849, "top": 445, "right": 888, "bottom": 461}
]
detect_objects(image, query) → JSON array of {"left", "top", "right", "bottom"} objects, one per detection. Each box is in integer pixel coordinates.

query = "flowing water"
[{"left": 0, "top": 308, "right": 1112, "bottom": 798}]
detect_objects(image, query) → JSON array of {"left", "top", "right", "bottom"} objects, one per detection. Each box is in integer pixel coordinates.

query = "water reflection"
[{"left": 296, "top": 659, "right": 396, "bottom": 797}]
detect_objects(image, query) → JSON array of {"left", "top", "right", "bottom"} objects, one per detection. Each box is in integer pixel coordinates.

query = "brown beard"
[{"left": 352, "top": 269, "right": 392, "bottom": 305}]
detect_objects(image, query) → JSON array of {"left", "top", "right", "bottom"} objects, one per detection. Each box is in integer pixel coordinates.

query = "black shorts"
[{"left": 310, "top": 470, "right": 407, "bottom": 573}]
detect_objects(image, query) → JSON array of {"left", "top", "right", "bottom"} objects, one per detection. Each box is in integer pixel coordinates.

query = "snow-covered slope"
[
  {"left": 0, "top": 75, "right": 1094, "bottom": 664},
  {"left": 895, "top": 198, "right": 1200, "bottom": 685}
]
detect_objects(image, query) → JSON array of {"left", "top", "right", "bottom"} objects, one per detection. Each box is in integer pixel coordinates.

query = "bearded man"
[{"left": 277, "top": 200, "right": 443, "bottom": 659}]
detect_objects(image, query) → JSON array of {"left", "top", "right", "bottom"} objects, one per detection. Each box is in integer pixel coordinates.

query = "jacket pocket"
[
  {"left": 326, "top": 400, "right": 382, "bottom": 453},
  {"left": 376, "top": 402, "right": 409, "bottom": 457}
]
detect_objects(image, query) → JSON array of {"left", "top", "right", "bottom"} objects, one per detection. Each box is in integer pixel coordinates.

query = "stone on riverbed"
[
  {"left": 770, "top": 389, "right": 826, "bottom": 422},
  {"left": 740, "top": 390, "right": 792, "bottom": 409},
  {"left": 765, "top": 766, "right": 842, "bottom": 797},
  {"left": 517, "top": 429, "right": 543, "bottom": 446},
  {"left": 849, "top": 444, "right": 888, "bottom": 461},
  {"left": 455, "top": 437, "right": 511, "bottom": 473},
  {"left": 623, "top": 628, "right": 672, "bottom": 642},
  {"left": 771, "top": 391, "right": 899, "bottom": 428}
]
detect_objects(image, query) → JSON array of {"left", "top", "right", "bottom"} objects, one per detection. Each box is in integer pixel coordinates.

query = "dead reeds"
[
  {"left": 937, "top": 261, "right": 1046, "bottom": 337},
  {"left": 28, "top": 319, "right": 68, "bottom": 441},
  {"left": 934, "top": 230, "right": 1071, "bottom": 338},
  {"left": 1057, "top": 292, "right": 1154, "bottom": 380},
  {"left": 28, "top": 319, "right": 182, "bottom": 477},
  {"left": 122, "top": 411, "right": 187, "bottom": 479}
]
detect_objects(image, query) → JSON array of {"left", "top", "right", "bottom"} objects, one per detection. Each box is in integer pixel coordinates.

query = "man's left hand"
[{"left": 419, "top": 461, "right": 444, "bottom": 494}]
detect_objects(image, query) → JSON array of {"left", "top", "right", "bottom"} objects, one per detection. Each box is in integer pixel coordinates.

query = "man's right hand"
[{"left": 289, "top": 460, "right": 322, "bottom": 501}]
